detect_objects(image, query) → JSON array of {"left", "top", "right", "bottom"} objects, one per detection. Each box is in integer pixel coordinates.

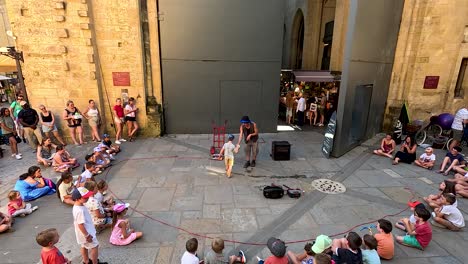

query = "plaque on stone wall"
[
  {"left": 112, "top": 72, "right": 130, "bottom": 86},
  {"left": 423, "top": 76, "right": 439, "bottom": 89}
]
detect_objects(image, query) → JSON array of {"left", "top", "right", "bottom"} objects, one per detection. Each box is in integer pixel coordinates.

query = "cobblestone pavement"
[{"left": 0, "top": 131, "right": 467, "bottom": 264}]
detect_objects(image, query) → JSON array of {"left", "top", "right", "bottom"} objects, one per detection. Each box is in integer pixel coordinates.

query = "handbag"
[
  {"left": 283, "top": 185, "right": 302, "bottom": 198},
  {"left": 263, "top": 185, "right": 284, "bottom": 199}
]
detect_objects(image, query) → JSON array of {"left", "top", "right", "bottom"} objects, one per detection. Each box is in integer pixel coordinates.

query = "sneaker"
[
  {"left": 238, "top": 250, "right": 246, "bottom": 263},
  {"left": 115, "top": 140, "right": 121, "bottom": 145},
  {"left": 119, "top": 138, "right": 127, "bottom": 142},
  {"left": 17, "top": 153, "right": 22, "bottom": 156},
  {"left": 32, "top": 205, "right": 39, "bottom": 212},
  {"left": 109, "top": 154, "right": 115, "bottom": 161},
  {"left": 243, "top": 161, "right": 250, "bottom": 168},
  {"left": 15, "top": 154, "right": 22, "bottom": 160},
  {"left": 251, "top": 160, "right": 256, "bottom": 167}
]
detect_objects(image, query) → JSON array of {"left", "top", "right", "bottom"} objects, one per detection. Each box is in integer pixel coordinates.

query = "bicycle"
[
  {"left": 414, "top": 113, "right": 445, "bottom": 146},
  {"left": 445, "top": 125, "right": 468, "bottom": 149}
]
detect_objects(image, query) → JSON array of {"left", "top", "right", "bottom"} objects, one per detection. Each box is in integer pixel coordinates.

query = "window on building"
[{"left": 454, "top": 58, "right": 468, "bottom": 98}]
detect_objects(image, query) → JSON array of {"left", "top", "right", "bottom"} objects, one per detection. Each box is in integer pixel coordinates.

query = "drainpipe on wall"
[{"left": 156, "top": 0, "right": 166, "bottom": 134}]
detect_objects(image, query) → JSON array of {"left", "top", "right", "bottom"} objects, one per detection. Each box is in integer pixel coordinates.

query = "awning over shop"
[
  {"left": 293, "top": 70, "right": 340, "bottom": 82},
  {"left": 0, "top": 56, "right": 17, "bottom": 72}
]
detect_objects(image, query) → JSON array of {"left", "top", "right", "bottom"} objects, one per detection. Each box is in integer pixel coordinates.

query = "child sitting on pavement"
[
  {"left": 361, "top": 235, "right": 380, "bottom": 264},
  {"left": 0, "top": 211, "right": 14, "bottom": 233},
  {"left": 76, "top": 161, "right": 96, "bottom": 187},
  {"left": 414, "top": 147, "right": 436, "bottom": 169},
  {"left": 287, "top": 234, "right": 332, "bottom": 264},
  {"left": 109, "top": 203, "right": 143, "bottom": 246},
  {"left": 56, "top": 171, "right": 75, "bottom": 206},
  {"left": 204, "top": 237, "right": 244, "bottom": 264},
  {"left": 95, "top": 180, "right": 115, "bottom": 210},
  {"left": 331, "top": 232, "right": 362, "bottom": 264},
  {"left": 219, "top": 134, "right": 239, "bottom": 178},
  {"left": 314, "top": 253, "right": 333, "bottom": 264},
  {"left": 7, "top": 190, "right": 39, "bottom": 217},
  {"left": 36, "top": 228, "right": 71, "bottom": 264},
  {"left": 374, "top": 219, "right": 394, "bottom": 260},
  {"left": 395, "top": 206, "right": 432, "bottom": 250},
  {"left": 181, "top": 238, "right": 201, "bottom": 264},
  {"left": 432, "top": 193, "right": 465, "bottom": 231},
  {"left": 395, "top": 202, "right": 426, "bottom": 232},
  {"left": 439, "top": 146, "right": 465, "bottom": 175},
  {"left": 261, "top": 237, "right": 290, "bottom": 264},
  {"left": 423, "top": 180, "right": 457, "bottom": 209},
  {"left": 84, "top": 181, "right": 112, "bottom": 233},
  {"left": 84, "top": 154, "right": 103, "bottom": 174},
  {"left": 100, "top": 133, "right": 120, "bottom": 155}
]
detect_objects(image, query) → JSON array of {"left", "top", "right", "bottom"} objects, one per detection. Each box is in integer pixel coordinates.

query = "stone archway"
[{"left": 290, "top": 9, "right": 304, "bottom": 69}]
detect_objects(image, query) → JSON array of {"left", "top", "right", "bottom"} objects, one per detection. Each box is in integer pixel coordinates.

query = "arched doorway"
[{"left": 290, "top": 9, "right": 304, "bottom": 69}]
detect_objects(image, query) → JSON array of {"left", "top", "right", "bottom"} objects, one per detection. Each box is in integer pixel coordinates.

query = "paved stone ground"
[{"left": 0, "top": 131, "right": 467, "bottom": 264}]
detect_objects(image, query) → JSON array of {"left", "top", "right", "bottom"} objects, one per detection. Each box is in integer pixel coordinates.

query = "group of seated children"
[{"left": 374, "top": 135, "right": 467, "bottom": 176}]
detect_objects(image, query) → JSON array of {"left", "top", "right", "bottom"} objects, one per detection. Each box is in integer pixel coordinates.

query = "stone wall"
[
  {"left": 5, "top": 0, "right": 161, "bottom": 141},
  {"left": 384, "top": 0, "right": 468, "bottom": 130}
]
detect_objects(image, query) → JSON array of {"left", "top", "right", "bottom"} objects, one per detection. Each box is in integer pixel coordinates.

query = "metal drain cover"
[{"left": 311, "top": 179, "right": 346, "bottom": 194}]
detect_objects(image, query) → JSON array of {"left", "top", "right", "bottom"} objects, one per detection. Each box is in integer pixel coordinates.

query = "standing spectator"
[
  {"left": 112, "top": 98, "right": 126, "bottom": 144},
  {"left": 72, "top": 187, "right": 108, "bottom": 264},
  {"left": 38, "top": 104, "right": 66, "bottom": 145},
  {"left": 295, "top": 93, "right": 306, "bottom": 127},
  {"left": 9, "top": 93, "right": 25, "bottom": 142},
  {"left": 18, "top": 101, "right": 42, "bottom": 151},
  {"left": 237, "top": 116, "right": 259, "bottom": 168},
  {"left": 317, "top": 92, "right": 327, "bottom": 126},
  {"left": 285, "top": 90, "right": 294, "bottom": 125},
  {"left": 63, "top": 100, "right": 85, "bottom": 145},
  {"left": 0, "top": 108, "right": 21, "bottom": 159},
  {"left": 36, "top": 228, "right": 71, "bottom": 264},
  {"left": 124, "top": 97, "right": 139, "bottom": 142},
  {"left": 450, "top": 106, "right": 468, "bottom": 149},
  {"left": 83, "top": 99, "right": 102, "bottom": 142}
]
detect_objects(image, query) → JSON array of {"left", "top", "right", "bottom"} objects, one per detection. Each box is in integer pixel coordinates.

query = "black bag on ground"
[{"left": 263, "top": 185, "right": 284, "bottom": 199}]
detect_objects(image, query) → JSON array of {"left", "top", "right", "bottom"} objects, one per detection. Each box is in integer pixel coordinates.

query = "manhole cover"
[{"left": 311, "top": 179, "right": 346, "bottom": 194}]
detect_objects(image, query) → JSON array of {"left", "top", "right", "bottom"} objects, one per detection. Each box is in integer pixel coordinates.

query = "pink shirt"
[
  {"left": 113, "top": 105, "right": 124, "bottom": 118},
  {"left": 8, "top": 198, "right": 23, "bottom": 215}
]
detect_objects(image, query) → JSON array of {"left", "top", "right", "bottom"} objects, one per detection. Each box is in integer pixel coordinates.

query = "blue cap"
[
  {"left": 102, "top": 134, "right": 110, "bottom": 138},
  {"left": 240, "top": 116, "right": 251, "bottom": 123}
]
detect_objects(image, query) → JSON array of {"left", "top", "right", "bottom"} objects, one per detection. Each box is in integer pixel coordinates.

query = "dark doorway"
[{"left": 349, "top": 84, "right": 373, "bottom": 145}]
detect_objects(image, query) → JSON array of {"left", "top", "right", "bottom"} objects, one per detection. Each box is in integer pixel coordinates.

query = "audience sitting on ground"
[
  {"left": 14, "top": 167, "right": 55, "bottom": 201},
  {"left": 373, "top": 134, "right": 396, "bottom": 158},
  {"left": 314, "top": 253, "right": 333, "bottom": 264},
  {"left": 36, "top": 228, "right": 71, "bottom": 264},
  {"left": 395, "top": 206, "right": 432, "bottom": 250},
  {"left": 374, "top": 219, "right": 394, "bottom": 260},
  {"left": 0, "top": 211, "right": 14, "bottom": 233},
  {"left": 423, "top": 180, "right": 457, "bottom": 209},
  {"left": 452, "top": 163, "right": 468, "bottom": 176},
  {"left": 439, "top": 146, "right": 465, "bottom": 175},
  {"left": 261, "top": 237, "right": 288, "bottom": 264},
  {"left": 414, "top": 147, "right": 436, "bottom": 170},
  {"left": 95, "top": 180, "right": 115, "bottom": 212},
  {"left": 52, "top": 145, "right": 79, "bottom": 173},
  {"left": 331, "top": 231, "right": 363, "bottom": 264},
  {"left": 447, "top": 174, "right": 468, "bottom": 198},
  {"left": 361, "top": 234, "right": 380, "bottom": 264},
  {"left": 7, "top": 190, "right": 39, "bottom": 217},
  {"left": 396, "top": 202, "right": 426, "bottom": 232},
  {"left": 204, "top": 237, "right": 243, "bottom": 264},
  {"left": 84, "top": 181, "right": 112, "bottom": 233},
  {"left": 37, "top": 138, "right": 57, "bottom": 167},
  {"left": 84, "top": 154, "right": 104, "bottom": 174},
  {"left": 109, "top": 203, "right": 143, "bottom": 246},
  {"left": 101, "top": 133, "right": 120, "bottom": 155},
  {"left": 432, "top": 193, "right": 465, "bottom": 231},
  {"left": 392, "top": 136, "right": 417, "bottom": 165},
  {"left": 92, "top": 147, "right": 111, "bottom": 169},
  {"left": 56, "top": 171, "right": 75, "bottom": 206},
  {"left": 287, "top": 235, "right": 332, "bottom": 264},
  {"left": 181, "top": 238, "right": 201, "bottom": 264},
  {"left": 76, "top": 161, "right": 96, "bottom": 187}
]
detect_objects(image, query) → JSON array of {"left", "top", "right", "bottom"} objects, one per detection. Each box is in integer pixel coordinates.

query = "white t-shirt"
[
  {"left": 76, "top": 170, "right": 93, "bottom": 185},
  {"left": 296, "top": 97, "right": 306, "bottom": 112},
  {"left": 441, "top": 204, "right": 465, "bottom": 228},
  {"left": 181, "top": 251, "right": 199, "bottom": 264},
  {"left": 94, "top": 192, "right": 104, "bottom": 204},
  {"left": 223, "top": 142, "right": 236, "bottom": 159},
  {"left": 419, "top": 153, "right": 436, "bottom": 162},
  {"left": 125, "top": 104, "right": 136, "bottom": 117},
  {"left": 73, "top": 205, "right": 96, "bottom": 244},
  {"left": 451, "top": 108, "right": 468, "bottom": 130}
]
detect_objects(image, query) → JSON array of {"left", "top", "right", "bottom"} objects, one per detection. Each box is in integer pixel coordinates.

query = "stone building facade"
[{"left": 5, "top": 0, "right": 162, "bottom": 141}]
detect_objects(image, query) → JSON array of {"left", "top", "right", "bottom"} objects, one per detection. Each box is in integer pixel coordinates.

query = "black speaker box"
[{"left": 271, "top": 141, "right": 291, "bottom": 161}]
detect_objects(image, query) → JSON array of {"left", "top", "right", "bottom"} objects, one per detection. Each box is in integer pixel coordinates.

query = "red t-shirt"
[
  {"left": 415, "top": 221, "right": 432, "bottom": 248},
  {"left": 41, "top": 247, "right": 67, "bottom": 264},
  {"left": 113, "top": 105, "right": 124, "bottom": 118},
  {"left": 7, "top": 198, "right": 22, "bottom": 215},
  {"left": 265, "top": 256, "right": 289, "bottom": 264}
]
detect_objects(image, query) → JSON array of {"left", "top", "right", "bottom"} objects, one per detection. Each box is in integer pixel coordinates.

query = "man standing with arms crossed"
[{"left": 237, "top": 116, "right": 259, "bottom": 169}]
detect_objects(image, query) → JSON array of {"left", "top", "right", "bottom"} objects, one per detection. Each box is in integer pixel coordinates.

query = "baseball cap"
[
  {"left": 311, "top": 235, "right": 332, "bottom": 254},
  {"left": 102, "top": 134, "right": 110, "bottom": 138},
  {"left": 267, "top": 237, "right": 286, "bottom": 257},
  {"left": 113, "top": 203, "right": 130, "bottom": 213},
  {"left": 407, "top": 201, "right": 421, "bottom": 208},
  {"left": 71, "top": 187, "right": 93, "bottom": 200}
]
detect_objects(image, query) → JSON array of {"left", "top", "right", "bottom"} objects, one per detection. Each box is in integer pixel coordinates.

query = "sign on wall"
[
  {"left": 112, "top": 72, "right": 131, "bottom": 86},
  {"left": 423, "top": 76, "right": 439, "bottom": 89}
]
